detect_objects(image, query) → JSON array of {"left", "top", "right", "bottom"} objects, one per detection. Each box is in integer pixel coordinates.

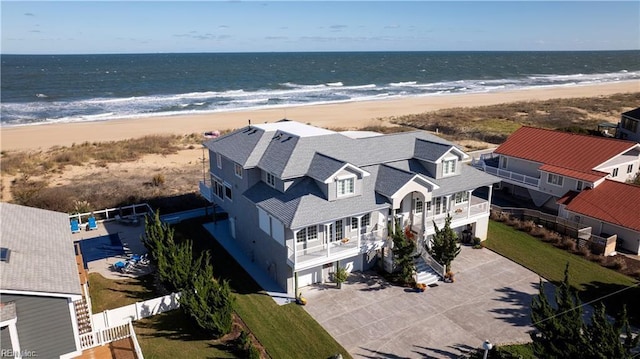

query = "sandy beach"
[{"left": 2, "top": 81, "right": 638, "bottom": 151}]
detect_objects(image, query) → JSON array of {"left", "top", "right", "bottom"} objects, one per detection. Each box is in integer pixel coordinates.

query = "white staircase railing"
[{"left": 420, "top": 251, "right": 445, "bottom": 279}]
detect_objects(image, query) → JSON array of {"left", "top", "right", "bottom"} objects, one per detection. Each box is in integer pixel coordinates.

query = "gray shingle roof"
[
  {"left": 386, "top": 160, "right": 499, "bottom": 196},
  {"left": 306, "top": 153, "right": 346, "bottom": 182},
  {"left": 375, "top": 165, "right": 417, "bottom": 197},
  {"left": 0, "top": 203, "right": 82, "bottom": 296},
  {"left": 244, "top": 171, "right": 389, "bottom": 229},
  {"left": 413, "top": 139, "right": 453, "bottom": 162}
]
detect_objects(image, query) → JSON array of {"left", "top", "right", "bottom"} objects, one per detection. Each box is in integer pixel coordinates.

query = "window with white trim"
[
  {"left": 351, "top": 217, "right": 358, "bottom": 230},
  {"left": 335, "top": 220, "right": 343, "bottom": 240},
  {"left": 296, "top": 225, "right": 318, "bottom": 243},
  {"left": 337, "top": 177, "right": 355, "bottom": 197},
  {"left": 266, "top": 172, "right": 276, "bottom": 187},
  {"left": 500, "top": 157, "right": 508, "bottom": 169},
  {"left": 627, "top": 164, "right": 633, "bottom": 174},
  {"left": 362, "top": 213, "right": 371, "bottom": 227},
  {"left": 612, "top": 168, "right": 619, "bottom": 177},
  {"left": 216, "top": 153, "right": 222, "bottom": 169},
  {"left": 443, "top": 159, "right": 456, "bottom": 175},
  {"left": 213, "top": 178, "right": 224, "bottom": 199},
  {"left": 234, "top": 163, "right": 243, "bottom": 178},
  {"left": 224, "top": 184, "right": 232, "bottom": 200},
  {"left": 296, "top": 228, "right": 306, "bottom": 243},
  {"left": 576, "top": 180, "right": 583, "bottom": 191},
  {"left": 454, "top": 191, "right": 469, "bottom": 204},
  {"left": 415, "top": 198, "right": 423, "bottom": 213},
  {"left": 547, "top": 173, "right": 563, "bottom": 186},
  {"left": 307, "top": 225, "right": 317, "bottom": 241}
]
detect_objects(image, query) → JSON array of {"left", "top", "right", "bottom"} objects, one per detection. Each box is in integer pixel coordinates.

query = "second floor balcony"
[
  {"left": 473, "top": 154, "right": 540, "bottom": 189},
  {"left": 286, "top": 227, "right": 387, "bottom": 271}
]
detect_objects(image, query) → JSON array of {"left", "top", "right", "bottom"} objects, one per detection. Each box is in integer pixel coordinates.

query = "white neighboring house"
[
  {"left": 200, "top": 120, "right": 499, "bottom": 295},
  {"left": 474, "top": 126, "right": 640, "bottom": 211}
]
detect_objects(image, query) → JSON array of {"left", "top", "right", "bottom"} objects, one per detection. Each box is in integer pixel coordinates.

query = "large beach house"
[
  {"left": 200, "top": 120, "right": 499, "bottom": 295},
  {"left": 1, "top": 203, "right": 86, "bottom": 359}
]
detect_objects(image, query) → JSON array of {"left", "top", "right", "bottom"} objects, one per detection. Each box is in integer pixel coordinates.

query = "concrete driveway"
[{"left": 303, "top": 246, "right": 542, "bottom": 358}]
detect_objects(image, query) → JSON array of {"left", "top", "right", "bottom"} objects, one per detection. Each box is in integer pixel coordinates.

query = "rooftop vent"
[{"left": 0, "top": 247, "right": 10, "bottom": 262}]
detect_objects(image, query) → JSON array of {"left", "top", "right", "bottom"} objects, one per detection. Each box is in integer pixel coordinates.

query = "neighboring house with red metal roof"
[
  {"left": 557, "top": 180, "right": 640, "bottom": 255},
  {"left": 617, "top": 107, "right": 640, "bottom": 143},
  {"left": 473, "top": 126, "right": 640, "bottom": 210}
]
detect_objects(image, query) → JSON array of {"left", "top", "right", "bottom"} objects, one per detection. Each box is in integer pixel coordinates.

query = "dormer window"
[
  {"left": 337, "top": 176, "right": 355, "bottom": 197},
  {"left": 266, "top": 172, "right": 276, "bottom": 187},
  {"left": 443, "top": 159, "right": 456, "bottom": 176}
]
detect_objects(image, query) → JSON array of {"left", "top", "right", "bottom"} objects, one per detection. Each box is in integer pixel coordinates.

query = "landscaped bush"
[
  {"left": 575, "top": 245, "right": 591, "bottom": 257},
  {"left": 530, "top": 225, "right": 548, "bottom": 238},
  {"left": 556, "top": 237, "right": 576, "bottom": 251},
  {"left": 542, "top": 231, "right": 563, "bottom": 244},
  {"left": 606, "top": 256, "right": 627, "bottom": 271},
  {"left": 520, "top": 220, "right": 537, "bottom": 233},
  {"left": 491, "top": 210, "right": 510, "bottom": 222}
]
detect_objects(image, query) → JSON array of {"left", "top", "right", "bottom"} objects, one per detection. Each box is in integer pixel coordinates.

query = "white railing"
[
  {"left": 287, "top": 228, "right": 387, "bottom": 268},
  {"left": 421, "top": 251, "right": 446, "bottom": 279},
  {"left": 129, "top": 320, "right": 145, "bottom": 359},
  {"left": 69, "top": 203, "right": 154, "bottom": 227},
  {"left": 199, "top": 180, "right": 213, "bottom": 202},
  {"left": 483, "top": 165, "right": 540, "bottom": 188},
  {"left": 79, "top": 320, "right": 144, "bottom": 358},
  {"left": 92, "top": 292, "right": 181, "bottom": 330}
]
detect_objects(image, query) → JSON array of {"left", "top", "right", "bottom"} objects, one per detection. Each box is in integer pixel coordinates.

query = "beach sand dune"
[{"left": 2, "top": 81, "right": 638, "bottom": 151}]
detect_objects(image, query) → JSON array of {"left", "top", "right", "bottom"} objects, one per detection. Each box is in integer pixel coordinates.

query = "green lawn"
[
  {"left": 88, "top": 216, "right": 351, "bottom": 359},
  {"left": 485, "top": 220, "right": 640, "bottom": 323},
  {"left": 176, "top": 217, "right": 352, "bottom": 359},
  {"left": 88, "top": 272, "right": 157, "bottom": 312}
]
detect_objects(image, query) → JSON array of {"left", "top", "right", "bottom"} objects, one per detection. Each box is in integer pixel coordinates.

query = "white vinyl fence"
[{"left": 92, "top": 292, "right": 181, "bottom": 330}]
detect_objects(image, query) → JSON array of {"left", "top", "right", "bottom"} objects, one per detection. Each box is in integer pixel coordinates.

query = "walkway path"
[{"left": 203, "top": 220, "right": 292, "bottom": 305}]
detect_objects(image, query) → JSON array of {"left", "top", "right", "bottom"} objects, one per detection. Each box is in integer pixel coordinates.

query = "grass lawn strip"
[{"left": 485, "top": 220, "right": 640, "bottom": 324}]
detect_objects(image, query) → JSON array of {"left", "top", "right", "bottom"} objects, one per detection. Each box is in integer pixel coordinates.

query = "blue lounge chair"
[
  {"left": 87, "top": 216, "right": 98, "bottom": 231},
  {"left": 70, "top": 219, "right": 80, "bottom": 233}
]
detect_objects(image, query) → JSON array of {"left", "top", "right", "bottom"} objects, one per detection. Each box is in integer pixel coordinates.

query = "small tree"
[
  {"left": 428, "top": 214, "right": 461, "bottom": 273},
  {"left": 180, "top": 253, "right": 235, "bottom": 338},
  {"left": 391, "top": 221, "right": 416, "bottom": 285},
  {"left": 531, "top": 263, "right": 585, "bottom": 359},
  {"left": 585, "top": 304, "right": 639, "bottom": 359}
]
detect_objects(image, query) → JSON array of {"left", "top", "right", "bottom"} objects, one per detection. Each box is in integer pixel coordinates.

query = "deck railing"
[
  {"left": 79, "top": 320, "right": 144, "bottom": 358},
  {"left": 420, "top": 251, "right": 446, "bottom": 279},
  {"left": 69, "top": 203, "right": 154, "bottom": 226}
]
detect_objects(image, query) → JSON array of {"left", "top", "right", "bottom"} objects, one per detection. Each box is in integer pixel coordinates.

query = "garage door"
[{"left": 297, "top": 267, "right": 321, "bottom": 288}]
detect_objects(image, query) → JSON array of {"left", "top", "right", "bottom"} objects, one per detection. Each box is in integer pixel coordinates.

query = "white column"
[
  {"left": 467, "top": 190, "right": 473, "bottom": 218},
  {"left": 8, "top": 321, "right": 21, "bottom": 357},
  {"left": 487, "top": 185, "right": 493, "bottom": 213},
  {"left": 357, "top": 216, "right": 362, "bottom": 249},
  {"left": 292, "top": 230, "right": 300, "bottom": 264}
]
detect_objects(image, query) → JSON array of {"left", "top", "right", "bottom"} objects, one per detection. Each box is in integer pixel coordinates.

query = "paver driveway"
[{"left": 303, "top": 246, "right": 542, "bottom": 358}]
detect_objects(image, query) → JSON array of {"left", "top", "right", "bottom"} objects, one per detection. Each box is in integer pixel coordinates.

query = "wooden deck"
[{"left": 75, "top": 338, "right": 138, "bottom": 359}]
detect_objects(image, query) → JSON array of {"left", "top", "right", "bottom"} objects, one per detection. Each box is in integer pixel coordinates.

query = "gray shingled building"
[
  {"left": 201, "top": 120, "right": 499, "bottom": 295},
  {"left": 1, "top": 203, "right": 83, "bottom": 359}
]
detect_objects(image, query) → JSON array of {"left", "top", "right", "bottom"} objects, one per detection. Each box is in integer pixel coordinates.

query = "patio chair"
[
  {"left": 70, "top": 219, "right": 80, "bottom": 233},
  {"left": 87, "top": 216, "right": 98, "bottom": 231}
]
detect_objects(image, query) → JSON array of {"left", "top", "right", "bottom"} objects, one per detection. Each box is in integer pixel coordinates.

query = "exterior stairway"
[
  {"left": 74, "top": 298, "right": 93, "bottom": 334},
  {"left": 414, "top": 256, "right": 440, "bottom": 285}
]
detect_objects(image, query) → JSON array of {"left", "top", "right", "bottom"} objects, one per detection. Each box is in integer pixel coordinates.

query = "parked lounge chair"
[
  {"left": 87, "top": 216, "right": 98, "bottom": 231},
  {"left": 70, "top": 219, "right": 80, "bottom": 233}
]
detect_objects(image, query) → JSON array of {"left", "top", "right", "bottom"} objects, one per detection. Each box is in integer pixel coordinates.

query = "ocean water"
[{"left": 1, "top": 51, "right": 639, "bottom": 127}]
